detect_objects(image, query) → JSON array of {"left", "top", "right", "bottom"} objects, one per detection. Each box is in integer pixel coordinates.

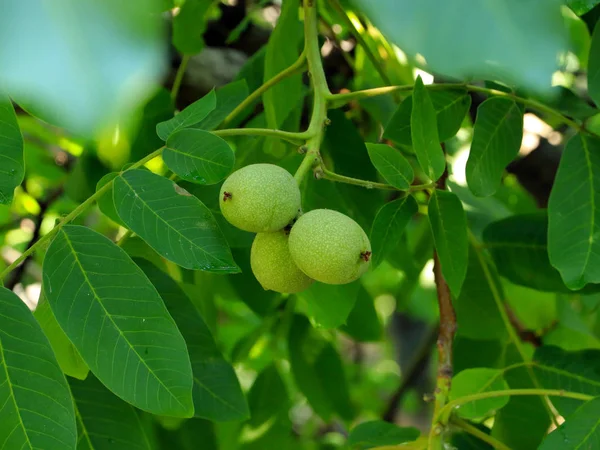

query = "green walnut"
[
  {"left": 219, "top": 164, "right": 301, "bottom": 232},
  {"left": 289, "top": 209, "right": 371, "bottom": 285},
  {"left": 251, "top": 231, "right": 314, "bottom": 293}
]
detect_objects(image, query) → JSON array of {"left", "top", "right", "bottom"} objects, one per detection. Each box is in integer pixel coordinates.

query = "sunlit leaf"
[
  {"left": 34, "top": 295, "right": 89, "bottom": 381},
  {"left": 296, "top": 281, "right": 360, "bottom": 329},
  {"left": 450, "top": 368, "right": 509, "bottom": 419},
  {"left": 0, "top": 96, "right": 23, "bottom": 204},
  {"left": 0, "top": 0, "right": 165, "bottom": 135},
  {"left": 172, "top": 0, "right": 212, "bottom": 55},
  {"left": 411, "top": 76, "right": 445, "bottom": 181}
]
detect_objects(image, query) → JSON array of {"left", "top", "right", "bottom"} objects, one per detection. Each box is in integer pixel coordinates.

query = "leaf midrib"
[
  {"left": 0, "top": 341, "right": 33, "bottom": 450},
  {"left": 60, "top": 229, "right": 188, "bottom": 413},
  {"left": 117, "top": 174, "right": 232, "bottom": 269}
]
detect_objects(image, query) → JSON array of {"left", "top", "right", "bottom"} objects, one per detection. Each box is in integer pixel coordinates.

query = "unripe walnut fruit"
[
  {"left": 251, "top": 231, "right": 314, "bottom": 293},
  {"left": 219, "top": 164, "right": 301, "bottom": 232},
  {"left": 289, "top": 209, "right": 371, "bottom": 285}
]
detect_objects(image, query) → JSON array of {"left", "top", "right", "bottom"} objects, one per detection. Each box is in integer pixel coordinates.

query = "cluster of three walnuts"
[{"left": 219, "top": 164, "right": 372, "bottom": 294}]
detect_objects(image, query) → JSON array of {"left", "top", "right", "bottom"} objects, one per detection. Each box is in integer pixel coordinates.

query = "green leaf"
[
  {"left": 366, "top": 143, "right": 414, "bottom": 190},
  {"left": 34, "top": 295, "right": 89, "bottom": 381},
  {"left": 347, "top": 421, "right": 420, "bottom": 449},
  {"left": 568, "top": 0, "right": 600, "bottom": 14},
  {"left": 130, "top": 88, "right": 174, "bottom": 162},
  {"left": 114, "top": 170, "right": 239, "bottom": 272},
  {"left": 449, "top": 368, "right": 510, "bottom": 420},
  {"left": 156, "top": 90, "right": 217, "bottom": 141},
  {"left": 1, "top": 0, "right": 164, "bottom": 135},
  {"left": 247, "top": 365, "right": 289, "bottom": 428},
  {"left": 296, "top": 281, "right": 360, "bottom": 329},
  {"left": 314, "top": 342, "right": 355, "bottom": 421},
  {"left": 428, "top": 190, "right": 468, "bottom": 297},
  {"left": 383, "top": 89, "right": 471, "bottom": 146},
  {"left": 483, "top": 213, "right": 600, "bottom": 293},
  {"left": 370, "top": 195, "right": 418, "bottom": 267},
  {"left": 42, "top": 225, "right": 194, "bottom": 417},
  {"left": 539, "top": 397, "right": 600, "bottom": 449},
  {"left": 96, "top": 173, "right": 126, "bottom": 227},
  {"left": 492, "top": 345, "right": 551, "bottom": 450},
  {"left": 157, "top": 418, "right": 218, "bottom": 450},
  {"left": 533, "top": 346, "right": 600, "bottom": 417},
  {"left": 466, "top": 98, "right": 523, "bottom": 197},
  {"left": 454, "top": 244, "right": 507, "bottom": 340},
  {"left": 172, "top": 0, "right": 212, "bottom": 55},
  {"left": 411, "top": 76, "right": 445, "bottom": 181},
  {"left": 340, "top": 286, "right": 382, "bottom": 342},
  {"left": 287, "top": 315, "right": 354, "bottom": 422},
  {"left": 548, "top": 134, "right": 600, "bottom": 290},
  {"left": 353, "top": 0, "right": 567, "bottom": 93},
  {"left": 193, "top": 80, "right": 249, "bottom": 131},
  {"left": 263, "top": 0, "right": 303, "bottom": 129},
  {"left": 164, "top": 129, "right": 234, "bottom": 185},
  {"left": 136, "top": 259, "right": 249, "bottom": 421},
  {"left": 588, "top": 21, "right": 600, "bottom": 108},
  {"left": 70, "top": 374, "right": 153, "bottom": 450},
  {"left": 321, "top": 109, "right": 383, "bottom": 231},
  {"left": 0, "top": 287, "right": 76, "bottom": 450},
  {"left": 0, "top": 97, "right": 23, "bottom": 204}
]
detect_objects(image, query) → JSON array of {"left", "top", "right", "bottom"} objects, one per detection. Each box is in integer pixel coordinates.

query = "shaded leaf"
[
  {"left": 466, "top": 98, "right": 523, "bottom": 197},
  {"left": 263, "top": 0, "right": 303, "bottom": 129},
  {"left": 315, "top": 342, "right": 355, "bottom": 421},
  {"left": 114, "top": 169, "right": 239, "bottom": 272},
  {"left": 136, "top": 259, "right": 249, "bottom": 421},
  {"left": 296, "top": 281, "right": 360, "bottom": 329},
  {"left": 164, "top": 129, "right": 234, "bottom": 185},
  {"left": 247, "top": 365, "right": 289, "bottom": 428},
  {"left": 411, "top": 76, "right": 445, "bottom": 181},
  {"left": 156, "top": 90, "right": 216, "bottom": 141},
  {"left": 454, "top": 244, "right": 507, "bottom": 340},
  {"left": 42, "top": 225, "right": 194, "bottom": 417},
  {"left": 548, "top": 134, "right": 600, "bottom": 289},
  {"left": 589, "top": 20, "right": 600, "bottom": 107},
  {"left": 288, "top": 315, "right": 333, "bottom": 420},
  {"left": 194, "top": 80, "right": 249, "bottom": 130},
  {"left": 533, "top": 346, "right": 600, "bottom": 417},
  {"left": 366, "top": 143, "right": 414, "bottom": 190},
  {"left": 0, "top": 287, "right": 76, "bottom": 450},
  {"left": 428, "top": 190, "right": 468, "bottom": 297},
  {"left": 130, "top": 88, "right": 174, "bottom": 162},
  {"left": 96, "top": 173, "right": 126, "bottom": 227},
  {"left": 383, "top": 89, "right": 471, "bottom": 146},
  {"left": 353, "top": 0, "right": 567, "bottom": 92},
  {"left": 340, "top": 286, "right": 383, "bottom": 342},
  {"left": 539, "top": 397, "right": 600, "bottom": 449},
  {"left": 370, "top": 195, "right": 418, "bottom": 267},
  {"left": 0, "top": 97, "right": 24, "bottom": 204},
  {"left": 449, "top": 368, "right": 509, "bottom": 419},
  {"left": 34, "top": 295, "right": 89, "bottom": 381},
  {"left": 172, "top": 0, "right": 211, "bottom": 55},
  {"left": 347, "top": 421, "right": 420, "bottom": 449},
  {"left": 483, "top": 213, "right": 573, "bottom": 293},
  {"left": 71, "top": 374, "right": 152, "bottom": 450}
]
